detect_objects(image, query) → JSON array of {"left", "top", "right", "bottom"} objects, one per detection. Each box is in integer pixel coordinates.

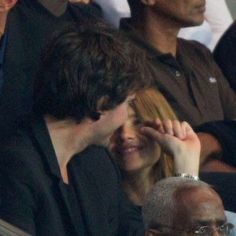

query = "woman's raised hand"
[{"left": 140, "top": 119, "right": 200, "bottom": 176}]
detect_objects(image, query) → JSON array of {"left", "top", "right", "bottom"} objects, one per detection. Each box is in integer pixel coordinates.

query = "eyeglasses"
[
  {"left": 151, "top": 222, "right": 234, "bottom": 236},
  {"left": 192, "top": 223, "right": 234, "bottom": 236}
]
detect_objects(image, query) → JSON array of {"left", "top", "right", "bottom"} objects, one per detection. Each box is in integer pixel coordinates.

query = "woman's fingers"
[{"left": 141, "top": 119, "right": 197, "bottom": 143}]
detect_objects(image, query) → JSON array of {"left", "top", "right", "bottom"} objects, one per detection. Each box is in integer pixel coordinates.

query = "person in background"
[
  {"left": 0, "top": 22, "right": 149, "bottom": 236},
  {"left": 82, "top": 0, "right": 232, "bottom": 50},
  {"left": 109, "top": 88, "right": 200, "bottom": 206},
  {"left": 120, "top": 0, "right": 236, "bottom": 170},
  {"left": 143, "top": 177, "right": 234, "bottom": 236}
]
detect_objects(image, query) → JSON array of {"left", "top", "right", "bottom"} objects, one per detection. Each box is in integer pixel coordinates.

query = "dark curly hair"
[{"left": 34, "top": 21, "right": 151, "bottom": 122}]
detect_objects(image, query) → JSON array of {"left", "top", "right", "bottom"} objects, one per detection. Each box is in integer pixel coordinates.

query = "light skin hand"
[{"left": 140, "top": 119, "right": 200, "bottom": 176}]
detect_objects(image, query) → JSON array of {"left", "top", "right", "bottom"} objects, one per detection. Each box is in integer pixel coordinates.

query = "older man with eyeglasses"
[{"left": 143, "top": 177, "right": 235, "bottom": 236}]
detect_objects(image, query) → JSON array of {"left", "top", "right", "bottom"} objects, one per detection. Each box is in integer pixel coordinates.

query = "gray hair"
[{"left": 142, "top": 177, "right": 210, "bottom": 229}]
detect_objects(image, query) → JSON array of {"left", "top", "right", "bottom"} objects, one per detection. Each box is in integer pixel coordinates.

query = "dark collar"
[
  {"left": 120, "top": 18, "right": 169, "bottom": 60},
  {"left": 29, "top": 114, "right": 62, "bottom": 179},
  {"left": 120, "top": 18, "right": 195, "bottom": 70},
  {"left": 29, "top": 114, "right": 110, "bottom": 235}
]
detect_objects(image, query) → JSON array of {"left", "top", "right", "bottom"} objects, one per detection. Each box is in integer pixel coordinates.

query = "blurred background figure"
[
  {"left": 91, "top": 0, "right": 232, "bottom": 50},
  {"left": 143, "top": 177, "right": 235, "bottom": 236}
]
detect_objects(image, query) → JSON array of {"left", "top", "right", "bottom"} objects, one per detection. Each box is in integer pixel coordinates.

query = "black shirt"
[{"left": 63, "top": 183, "right": 87, "bottom": 235}]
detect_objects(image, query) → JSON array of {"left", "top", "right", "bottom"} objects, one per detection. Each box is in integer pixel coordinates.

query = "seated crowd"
[{"left": 0, "top": 0, "right": 235, "bottom": 235}]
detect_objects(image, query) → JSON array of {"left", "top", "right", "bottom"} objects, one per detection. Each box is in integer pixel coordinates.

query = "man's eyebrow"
[
  {"left": 193, "top": 220, "right": 211, "bottom": 226},
  {"left": 193, "top": 219, "right": 226, "bottom": 226}
]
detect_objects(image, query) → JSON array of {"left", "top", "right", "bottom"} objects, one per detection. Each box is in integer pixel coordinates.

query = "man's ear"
[
  {"left": 145, "top": 229, "right": 161, "bottom": 236},
  {"left": 140, "top": 0, "right": 156, "bottom": 6}
]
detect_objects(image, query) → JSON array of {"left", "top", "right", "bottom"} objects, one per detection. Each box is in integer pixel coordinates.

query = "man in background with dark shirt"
[{"left": 121, "top": 0, "right": 236, "bottom": 170}]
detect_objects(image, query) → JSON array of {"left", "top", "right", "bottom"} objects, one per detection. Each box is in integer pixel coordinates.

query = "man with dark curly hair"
[{"left": 0, "top": 22, "right": 149, "bottom": 236}]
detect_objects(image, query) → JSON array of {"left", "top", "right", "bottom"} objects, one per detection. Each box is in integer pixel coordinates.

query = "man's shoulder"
[
  {"left": 0, "top": 117, "right": 45, "bottom": 169},
  {"left": 0, "top": 128, "right": 37, "bottom": 163},
  {"left": 0, "top": 133, "right": 42, "bottom": 190},
  {"left": 178, "top": 38, "right": 212, "bottom": 55},
  {"left": 178, "top": 38, "right": 215, "bottom": 67}
]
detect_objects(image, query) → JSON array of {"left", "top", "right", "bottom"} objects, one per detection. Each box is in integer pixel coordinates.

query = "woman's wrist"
[
  {"left": 173, "top": 152, "right": 200, "bottom": 177},
  {"left": 175, "top": 173, "right": 199, "bottom": 181}
]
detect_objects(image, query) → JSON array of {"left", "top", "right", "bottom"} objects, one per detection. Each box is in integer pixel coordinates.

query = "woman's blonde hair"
[{"left": 131, "top": 88, "right": 177, "bottom": 181}]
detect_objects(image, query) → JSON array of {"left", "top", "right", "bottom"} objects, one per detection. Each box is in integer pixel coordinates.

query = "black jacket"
[{"left": 0, "top": 116, "right": 144, "bottom": 236}]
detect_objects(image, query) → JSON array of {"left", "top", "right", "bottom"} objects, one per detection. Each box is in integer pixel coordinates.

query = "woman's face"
[{"left": 109, "top": 106, "right": 161, "bottom": 173}]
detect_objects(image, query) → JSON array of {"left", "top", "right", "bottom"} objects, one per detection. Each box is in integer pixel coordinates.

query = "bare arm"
[
  {"left": 201, "top": 159, "right": 236, "bottom": 172},
  {"left": 197, "top": 132, "right": 222, "bottom": 164},
  {"left": 197, "top": 132, "right": 236, "bottom": 172}
]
